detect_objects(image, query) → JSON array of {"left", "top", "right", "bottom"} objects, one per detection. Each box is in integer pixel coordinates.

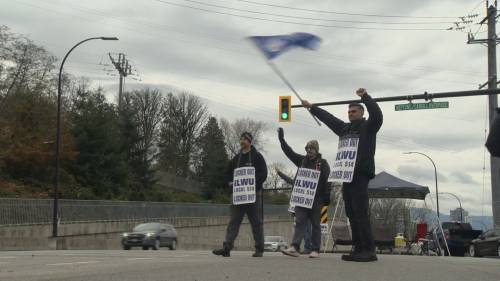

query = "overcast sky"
[{"left": 1, "top": 0, "right": 496, "bottom": 218}]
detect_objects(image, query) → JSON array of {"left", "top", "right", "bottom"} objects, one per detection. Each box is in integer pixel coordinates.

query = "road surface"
[{"left": 0, "top": 250, "right": 499, "bottom": 281}]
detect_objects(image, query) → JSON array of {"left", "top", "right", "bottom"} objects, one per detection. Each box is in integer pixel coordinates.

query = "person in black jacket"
[
  {"left": 213, "top": 132, "right": 268, "bottom": 258},
  {"left": 486, "top": 108, "right": 500, "bottom": 158},
  {"left": 278, "top": 128, "right": 330, "bottom": 258},
  {"left": 302, "top": 88, "right": 382, "bottom": 262}
]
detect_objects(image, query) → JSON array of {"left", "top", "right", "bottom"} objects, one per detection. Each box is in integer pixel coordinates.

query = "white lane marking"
[
  {"left": 126, "top": 258, "right": 154, "bottom": 261},
  {"left": 47, "top": 261, "right": 99, "bottom": 266}
]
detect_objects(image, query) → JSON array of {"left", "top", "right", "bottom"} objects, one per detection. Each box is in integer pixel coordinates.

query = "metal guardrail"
[{"left": 0, "top": 198, "right": 290, "bottom": 225}]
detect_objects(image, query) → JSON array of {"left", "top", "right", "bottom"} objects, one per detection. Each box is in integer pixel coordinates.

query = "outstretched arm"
[
  {"left": 277, "top": 170, "right": 294, "bottom": 185},
  {"left": 303, "top": 100, "right": 346, "bottom": 136},
  {"left": 278, "top": 128, "right": 304, "bottom": 167},
  {"left": 357, "top": 88, "right": 383, "bottom": 133}
]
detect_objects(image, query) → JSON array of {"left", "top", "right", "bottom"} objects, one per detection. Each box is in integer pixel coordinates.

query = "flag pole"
[{"left": 267, "top": 61, "right": 322, "bottom": 126}]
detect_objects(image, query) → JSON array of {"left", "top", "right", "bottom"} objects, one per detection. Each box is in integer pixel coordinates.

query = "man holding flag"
[{"left": 302, "top": 88, "right": 383, "bottom": 262}]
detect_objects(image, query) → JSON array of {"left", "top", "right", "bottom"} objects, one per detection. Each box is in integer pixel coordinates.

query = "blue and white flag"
[{"left": 248, "top": 32, "right": 321, "bottom": 60}]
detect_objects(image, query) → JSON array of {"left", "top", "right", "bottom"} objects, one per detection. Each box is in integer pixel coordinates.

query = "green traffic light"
[{"left": 281, "top": 112, "right": 289, "bottom": 120}]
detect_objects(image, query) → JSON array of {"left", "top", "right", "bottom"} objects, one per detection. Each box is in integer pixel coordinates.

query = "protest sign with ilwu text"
[{"left": 232, "top": 167, "right": 256, "bottom": 205}]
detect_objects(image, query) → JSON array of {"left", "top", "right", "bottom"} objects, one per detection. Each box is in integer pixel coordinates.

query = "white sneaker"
[
  {"left": 281, "top": 247, "right": 300, "bottom": 257},
  {"left": 309, "top": 251, "right": 319, "bottom": 258}
]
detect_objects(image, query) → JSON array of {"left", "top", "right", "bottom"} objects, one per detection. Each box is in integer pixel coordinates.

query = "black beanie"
[{"left": 240, "top": 132, "right": 253, "bottom": 143}]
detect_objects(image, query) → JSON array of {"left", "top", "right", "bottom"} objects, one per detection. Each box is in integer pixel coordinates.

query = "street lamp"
[
  {"left": 53, "top": 36, "right": 118, "bottom": 238},
  {"left": 439, "top": 192, "right": 463, "bottom": 222},
  {"left": 403, "top": 151, "right": 440, "bottom": 218}
]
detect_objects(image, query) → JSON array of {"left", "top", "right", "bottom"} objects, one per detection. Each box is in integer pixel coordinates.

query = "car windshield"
[
  {"left": 265, "top": 236, "right": 281, "bottom": 242},
  {"left": 133, "top": 223, "right": 159, "bottom": 232}
]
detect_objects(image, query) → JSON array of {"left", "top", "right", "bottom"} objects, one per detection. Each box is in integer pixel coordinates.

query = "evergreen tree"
[
  {"left": 70, "top": 87, "right": 129, "bottom": 199},
  {"left": 196, "top": 117, "right": 229, "bottom": 200}
]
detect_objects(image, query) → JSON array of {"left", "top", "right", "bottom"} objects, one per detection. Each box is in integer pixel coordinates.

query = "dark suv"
[{"left": 121, "top": 222, "right": 178, "bottom": 250}]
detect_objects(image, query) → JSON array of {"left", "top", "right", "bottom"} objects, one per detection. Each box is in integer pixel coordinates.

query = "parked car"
[
  {"left": 264, "top": 236, "right": 287, "bottom": 252},
  {"left": 439, "top": 222, "right": 482, "bottom": 256},
  {"left": 469, "top": 228, "right": 500, "bottom": 257},
  {"left": 121, "top": 222, "right": 177, "bottom": 250}
]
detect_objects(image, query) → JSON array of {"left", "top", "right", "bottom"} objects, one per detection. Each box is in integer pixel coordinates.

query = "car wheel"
[
  {"left": 469, "top": 245, "right": 478, "bottom": 257},
  {"left": 169, "top": 240, "right": 177, "bottom": 250},
  {"left": 142, "top": 246, "right": 149, "bottom": 250},
  {"left": 152, "top": 239, "right": 160, "bottom": 250},
  {"left": 123, "top": 245, "right": 131, "bottom": 250}
]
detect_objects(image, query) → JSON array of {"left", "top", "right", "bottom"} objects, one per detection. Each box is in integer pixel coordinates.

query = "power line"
[
  {"left": 174, "top": 0, "right": 457, "bottom": 25},
  {"left": 18, "top": 0, "right": 482, "bottom": 81},
  {"left": 235, "top": 0, "right": 460, "bottom": 19},
  {"left": 154, "top": 0, "right": 450, "bottom": 31}
]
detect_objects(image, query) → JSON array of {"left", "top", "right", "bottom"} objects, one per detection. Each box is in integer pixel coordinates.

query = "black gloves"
[{"left": 278, "top": 127, "right": 284, "bottom": 140}]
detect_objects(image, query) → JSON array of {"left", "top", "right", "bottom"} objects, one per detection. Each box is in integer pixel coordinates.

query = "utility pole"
[
  {"left": 468, "top": 1, "right": 500, "bottom": 228},
  {"left": 109, "top": 53, "right": 132, "bottom": 109}
]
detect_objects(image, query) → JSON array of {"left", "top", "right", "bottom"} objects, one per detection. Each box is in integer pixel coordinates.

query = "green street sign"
[{"left": 395, "top": 101, "right": 449, "bottom": 111}]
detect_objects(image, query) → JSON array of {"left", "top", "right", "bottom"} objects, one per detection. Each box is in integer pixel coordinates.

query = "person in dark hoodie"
[
  {"left": 278, "top": 128, "right": 330, "bottom": 258},
  {"left": 486, "top": 108, "right": 500, "bottom": 158},
  {"left": 212, "top": 132, "right": 268, "bottom": 258},
  {"left": 302, "top": 88, "right": 382, "bottom": 262}
]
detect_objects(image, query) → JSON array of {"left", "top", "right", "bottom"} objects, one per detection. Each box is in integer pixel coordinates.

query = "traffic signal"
[{"left": 279, "top": 96, "right": 291, "bottom": 122}]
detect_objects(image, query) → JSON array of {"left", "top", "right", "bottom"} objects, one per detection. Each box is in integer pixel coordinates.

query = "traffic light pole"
[{"left": 291, "top": 89, "right": 500, "bottom": 108}]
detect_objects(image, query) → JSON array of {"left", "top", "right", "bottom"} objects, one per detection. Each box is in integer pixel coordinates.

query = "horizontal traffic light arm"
[{"left": 291, "top": 89, "right": 500, "bottom": 108}]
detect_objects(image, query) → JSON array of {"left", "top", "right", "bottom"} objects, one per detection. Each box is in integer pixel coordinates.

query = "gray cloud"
[
  {"left": 449, "top": 171, "right": 479, "bottom": 185},
  {"left": 397, "top": 164, "right": 448, "bottom": 183}
]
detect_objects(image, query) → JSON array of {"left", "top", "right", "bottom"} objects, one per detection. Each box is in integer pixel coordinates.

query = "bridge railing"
[{"left": 0, "top": 198, "right": 290, "bottom": 225}]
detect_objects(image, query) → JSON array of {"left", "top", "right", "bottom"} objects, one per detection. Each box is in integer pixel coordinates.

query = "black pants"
[
  {"left": 342, "top": 176, "right": 375, "bottom": 253},
  {"left": 291, "top": 200, "right": 321, "bottom": 251},
  {"left": 223, "top": 191, "right": 264, "bottom": 252}
]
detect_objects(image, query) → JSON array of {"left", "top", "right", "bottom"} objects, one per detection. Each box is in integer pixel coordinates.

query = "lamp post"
[
  {"left": 53, "top": 37, "right": 118, "bottom": 238},
  {"left": 404, "top": 151, "right": 440, "bottom": 218},
  {"left": 439, "top": 192, "right": 463, "bottom": 222}
]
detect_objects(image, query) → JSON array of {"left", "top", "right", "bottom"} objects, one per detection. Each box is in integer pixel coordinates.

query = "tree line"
[{"left": 0, "top": 25, "right": 270, "bottom": 202}]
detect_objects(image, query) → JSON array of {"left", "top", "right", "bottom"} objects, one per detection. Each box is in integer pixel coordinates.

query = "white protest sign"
[
  {"left": 232, "top": 167, "right": 256, "bottom": 205},
  {"left": 329, "top": 135, "right": 359, "bottom": 183},
  {"left": 289, "top": 168, "right": 321, "bottom": 209}
]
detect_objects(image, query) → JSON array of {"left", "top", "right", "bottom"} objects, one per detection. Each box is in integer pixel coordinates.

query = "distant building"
[{"left": 450, "top": 208, "right": 469, "bottom": 223}]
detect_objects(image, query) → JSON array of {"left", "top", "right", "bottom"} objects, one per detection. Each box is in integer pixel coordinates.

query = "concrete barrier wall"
[{"left": 0, "top": 216, "right": 294, "bottom": 251}]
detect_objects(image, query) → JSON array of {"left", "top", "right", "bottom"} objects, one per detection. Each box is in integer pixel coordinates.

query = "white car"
[{"left": 264, "top": 236, "right": 287, "bottom": 252}]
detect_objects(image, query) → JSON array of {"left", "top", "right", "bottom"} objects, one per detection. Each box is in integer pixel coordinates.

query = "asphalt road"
[{"left": 0, "top": 250, "right": 499, "bottom": 281}]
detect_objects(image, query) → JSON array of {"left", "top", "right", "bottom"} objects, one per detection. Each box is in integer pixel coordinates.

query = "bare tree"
[
  {"left": 219, "top": 117, "right": 268, "bottom": 157},
  {"left": 131, "top": 88, "right": 163, "bottom": 161},
  {"left": 159, "top": 92, "right": 208, "bottom": 177},
  {"left": 264, "top": 162, "right": 288, "bottom": 190}
]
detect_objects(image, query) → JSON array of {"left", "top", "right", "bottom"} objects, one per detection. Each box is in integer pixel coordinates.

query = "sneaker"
[
  {"left": 301, "top": 250, "right": 312, "bottom": 255},
  {"left": 281, "top": 247, "right": 300, "bottom": 257},
  {"left": 252, "top": 251, "right": 263, "bottom": 257},
  {"left": 351, "top": 251, "right": 378, "bottom": 262},
  {"left": 212, "top": 248, "right": 230, "bottom": 257},
  {"left": 309, "top": 251, "right": 319, "bottom": 258}
]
